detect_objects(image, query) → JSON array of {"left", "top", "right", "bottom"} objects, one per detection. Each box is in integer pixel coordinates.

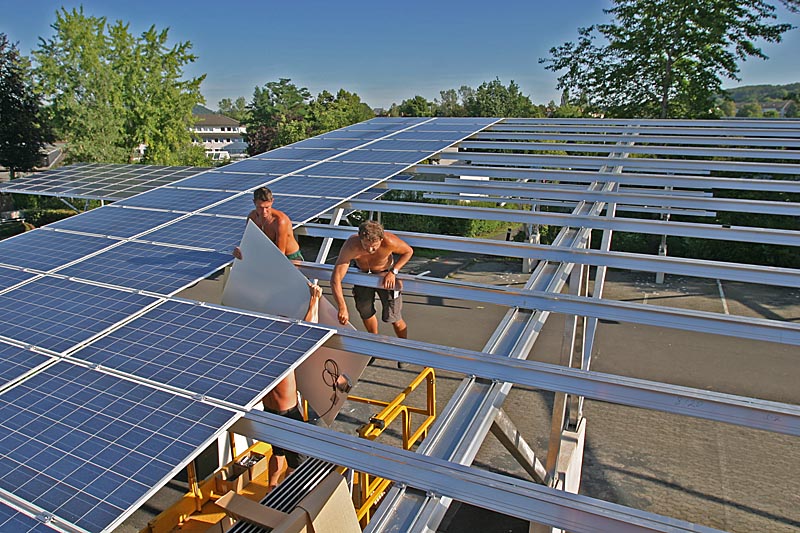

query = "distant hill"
[{"left": 724, "top": 82, "right": 800, "bottom": 102}]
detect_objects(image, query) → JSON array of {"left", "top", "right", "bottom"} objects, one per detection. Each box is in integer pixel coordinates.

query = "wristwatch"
[{"left": 391, "top": 268, "right": 399, "bottom": 275}]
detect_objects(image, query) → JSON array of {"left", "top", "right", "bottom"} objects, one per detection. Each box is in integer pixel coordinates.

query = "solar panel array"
[
  {"left": 0, "top": 163, "right": 208, "bottom": 201},
  {"left": 0, "top": 117, "right": 496, "bottom": 531}
]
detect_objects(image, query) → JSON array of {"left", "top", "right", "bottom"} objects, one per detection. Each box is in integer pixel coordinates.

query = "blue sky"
[{"left": 2, "top": 0, "right": 799, "bottom": 110}]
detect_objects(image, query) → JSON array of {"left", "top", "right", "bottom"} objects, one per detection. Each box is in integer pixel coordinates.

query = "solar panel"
[
  {"left": 261, "top": 148, "right": 345, "bottom": 162},
  {"left": 0, "top": 276, "right": 157, "bottom": 353},
  {"left": 0, "top": 361, "right": 237, "bottom": 532},
  {"left": 220, "top": 159, "right": 310, "bottom": 175},
  {"left": 114, "top": 187, "right": 234, "bottom": 212},
  {"left": 45, "top": 206, "right": 181, "bottom": 239},
  {"left": 274, "top": 195, "right": 346, "bottom": 225},
  {"left": 314, "top": 129, "right": 388, "bottom": 140},
  {"left": 386, "top": 130, "right": 470, "bottom": 141},
  {"left": 291, "top": 138, "right": 368, "bottom": 150},
  {"left": 199, "top": 195, "right": 255, "bottom": 217},
  {"left": 364, "top": 139, "right": 455, "bottom": 152},
  {"left": 170, "top": 171, "right": 280, "bottom": 191},
  {"left": 0, "top": 266, "right": 37, "bottom": 291},
  {"left": 69, "top": 300, "right": 332, "bottom": 407},
  {"left": 337, "top": 150, "right": 431, "bottom": 164},
  {"left": 57, "top": 241, "right": 230, "bottom": 295},
  {"left": 304, "top": 161, "right": 399, "bottom": 178},
  {"left": 0, "top": 164, "right": 208, "bottom": 201},
  {"left": 268, "top": 176, "right": 375, "bottom": 198},
  {"left": 0, "top": 501, "right": 57, "bottom": 533},
  {"left": 0, "top": 342, "right": 53, "bottom": 387},
  {"left": 141, "top": 214, "right": 245, "bottom": 252},
  {"left": 0, "top": 230, "right": 114, "bottom": 271}
]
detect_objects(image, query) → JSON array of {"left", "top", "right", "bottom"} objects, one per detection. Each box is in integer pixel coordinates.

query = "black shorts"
[
  {"left": 265, "top": 405, "right": 306, "bottom": 469},
  {"left": 353, "top": 285, "right": 403, "bottom": 323}
]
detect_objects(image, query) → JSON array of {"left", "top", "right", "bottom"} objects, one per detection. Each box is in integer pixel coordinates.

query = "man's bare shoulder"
[
  {"left": 383, "top": 231, "right": 412, "bottom": 251},
  {"left": 336, "top": 235, "right": 362, "bottom": 263}
]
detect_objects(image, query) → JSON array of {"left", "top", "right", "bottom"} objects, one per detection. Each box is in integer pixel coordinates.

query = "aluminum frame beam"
[
  {"left": 297, "top": 224, "right": 800, "bottom": 287},
  {"left": 297, "top": 264, "right": 800, "bottom": 346},
  {"left": 409, "top": 164, "right": 800, "bottom": 193},
  {"left": 458, "top": 140, "right": 800, "bottom": 161},
  {"left": 384, "top": 179, "right": 799, "bottom": 216},
  {"left": 234, "top": 411, "right": 725, "bottom": 533},
  {"left": 345, "top": 199, "right": 800, "bottom": 246},
  {"left": 472, "top": 131, "right": 800, "bottom": 149},
  {"left": 436, "top": 151, "right": 800, "bottom": 175}
]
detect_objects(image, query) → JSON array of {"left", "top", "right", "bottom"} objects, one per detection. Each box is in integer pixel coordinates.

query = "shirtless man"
[
  {"left": 331, "top": 221, "right": 413, "bottom": 367},
  {"left": 233, "top": 187, "right": 304, "bottom": 261},
  {"left": 262, "top": 283, "right": 322, "bottom": 491}
]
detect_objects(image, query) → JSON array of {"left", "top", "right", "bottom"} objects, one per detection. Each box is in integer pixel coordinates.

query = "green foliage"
[
  {"left": 396, "top": 95, "right": 435, "bottom": 117},
  {"left": 464, "top": 78, "right": 538, "bottom": 117},
  {"left": 737, "top": 102, "right": 764, "bottom": 117},
  {"left": 218, "top": 96, "right": 250, "bottom": 122},
  {"left": 541, "top": 0, "right": 799, "bottom": 118},
  {"left": 718, "top": 99, "right": 737, "bottom": 116},
  {"left": 0, "top": 220, "right": 25, "bottom": 239},
  {"left": 33, "top": 7, "right": 205, "bottom": 164},
  {"left": 23, "top": 209, "right": 77, "bottom": 227},
  {"left": 245, "top": 80, "right": 374, "bottom": 155},
  {"left": 0, "top": 34, "right": 55, "bottom": 176},
  {"left": 725, "top": 82, "right": 800, "bottom": 102}
]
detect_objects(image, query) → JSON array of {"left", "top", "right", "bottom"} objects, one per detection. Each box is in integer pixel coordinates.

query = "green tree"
[
  {"left": 786, "top": 100, "right": 798, "bottom": 117},
  {"left": 718, "top": 99, "right": 738, "bottom": 116},
  {"left": 307, "top": 89, "right": 374, "bottom": 133},
  {"left": 33, "top": 7, "right": 205, "bottom": 164},
  {"left": 435, "top": 88, "right": 466, "bottom": 116},
  {"left": 464, "top": 78, "right": 537, "bottom": 117},
  {"left": 541, "top": 0, "right": 800, "bottom": 118},
  {"left": 737, "top": 102, "right": 764, "bottom": 116},
  {"left": 218, "top": 96, "right": 249, "bottom": 122},
  {"left": 244, "top": 78, "right": 311, "bottom": 155},
  {"left": 0, "top": 34, "right": 54, "bottom": 177},
  {"left": 397, "top": 95, "right": 435, "bottom": 116}
]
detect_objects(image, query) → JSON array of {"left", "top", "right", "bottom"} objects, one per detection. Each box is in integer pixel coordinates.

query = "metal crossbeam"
[
  {"left": 345, "top": 199, "right": 800, "bottom": 246},
  {"left": 472, "top": 131, "right": 800, "bottom": 148},
  {"left": 297, "top": 224, "right": 799, "bottom": 287},
  {"left": 458, "top": 140, "right": 800, "bottom": 161},
  {"left": 234, "top": 412, "right": 724, "bottom": 533},
  {"left": 410, "top": 165, "right": 800, "bottom": 193},
  {"left": 436, "top": 151, "right": 800, "bottom": 174},
  {"left": 385, "top": 179, "right": 800, "bottom": 216}
]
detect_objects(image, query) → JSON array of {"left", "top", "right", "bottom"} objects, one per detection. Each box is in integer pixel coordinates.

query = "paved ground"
[{"left": 123, "top": 247, "right": 799, "bottom": 532}]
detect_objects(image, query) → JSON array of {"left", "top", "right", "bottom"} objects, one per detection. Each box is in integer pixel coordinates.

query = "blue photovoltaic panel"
[
  {"left": 58, "top": 241, "right": 230, "bottom": 295},
  {"left": 141, "top": 214, "right": 245, "bottom": 252},
  {"left": 277, "top": 195, "right": 346, "bottom": 225},
  {"left": 0, "top": 362, "right": 237, "bottom": 533},
  {"left": 314, "top": 129, "right": 388, "bottom": 140},
  {"left": 337, "top": 150, "right": 430, "bottom": 164},
  {"left": 249, "top": 146, "right": 314, "bottom": 160},
  {"left": 268, "top": 176, "right": 374, "bottom": 198},
  {"left": 304, "top": 161, "right": 399, "bottom": 179},
  {"left": 0, "top": 276, "right": 157, "bottom": 353},
  {"left": 200, "top": 195, "right": 254, "bottom": 217},
  {"left": 0, "top": 266, "right": 36, "bottom": 291},
  {"left": 386, "top": 130, "right": 471, "bottom": 141},
  {"left": 46, "top": 206, "right": 181, "bottom": 239},
  {"left": 0, "top": 501, "right": 57, "bottom": 533},
  {"left": 291, "top": 138, "right": 368, "bottom": 150},
  {"left": 0, "top": 230, "right": 113, "bottom": 271},
  {"left": 221, "top": 158, "right": 310, "bottom": 175},
  {"left": 169, "top": 171, "right": 279, "bottom": 192},
  {"left": 0, "top": 342, "right": 53, "bottom": 387},
  {"left": 70, "top": 300, "right": 332, "bottom": 407},
  {"left": 362, "top": 139, "right": 454, "bottom": 152},
  {"left": 114, "top": 188, "right": 234, "bottom": 212},
  {"left": 263, "top": 148, "right": 345, "bottom": 162}
]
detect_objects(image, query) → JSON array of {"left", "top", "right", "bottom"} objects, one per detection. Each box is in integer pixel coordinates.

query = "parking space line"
[{"left": 716, "top": 279, "right": 730, "bottom": 315}]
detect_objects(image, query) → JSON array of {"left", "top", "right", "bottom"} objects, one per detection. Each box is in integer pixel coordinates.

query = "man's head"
[
  {"left": 253, "top": 187, "right": 274, "bottom": 218},
  {"left": 358, "top": 220, "right": 384, "bottom": 254}
]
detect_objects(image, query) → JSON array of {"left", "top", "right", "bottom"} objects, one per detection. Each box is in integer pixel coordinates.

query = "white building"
[{"left": 192, "top": 105, "right": 248, "bottom": 161}]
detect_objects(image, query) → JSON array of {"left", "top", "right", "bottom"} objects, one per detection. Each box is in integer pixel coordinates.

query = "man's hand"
[
  {"left": 309, "top": 283, "right": 322, "bottom": 301},
  {"left": 337, "top": 307, "right": 349, "bottom": 325},
  {"left": 382, "top": 271, "right": 402, "bottom": 290},
  {"left": 232, "top": 246, "right": 243, "bottom": 260}
]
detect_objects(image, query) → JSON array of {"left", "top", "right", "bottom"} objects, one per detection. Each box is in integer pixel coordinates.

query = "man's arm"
[
  {"left": 274, "top": 214, "right": 292, "bottom": 255},
  {"left": 304, "top": 284, "right": 322, "bottom": 322},
  {"left": 381, "top": 232, "right": 414, "bottom": 290},
  {"left": 232, "top": 212, "right": 256, "bottom": 259},
  {"left": 331, "top": 238, "right": 358, "bottom": 325}
]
